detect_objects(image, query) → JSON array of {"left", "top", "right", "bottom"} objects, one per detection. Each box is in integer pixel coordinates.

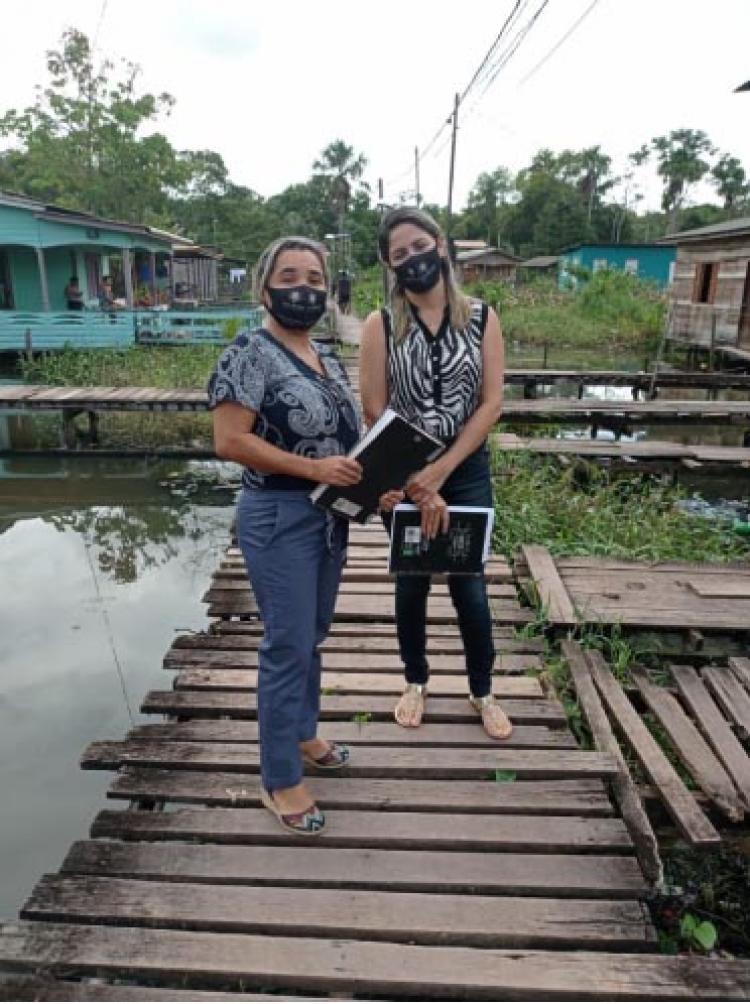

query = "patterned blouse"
[
  {"left": 208, "top": 328, "right": 361, "bottom": 491},
  {"left": 383, "top": 299, "right": 489, "bottom": 443}
]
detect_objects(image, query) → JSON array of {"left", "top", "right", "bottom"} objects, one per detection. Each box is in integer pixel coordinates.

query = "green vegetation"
[
  {"left": 491, "top": 452, "right": 749, "bottom": 565},
  {"left": 467, "top": 271, "right": 666, "bottom": 359},
  {"left": 20, "top": 344, "right": 220, "bottom": 388}
]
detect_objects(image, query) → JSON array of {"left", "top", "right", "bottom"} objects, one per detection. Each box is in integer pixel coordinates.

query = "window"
[
  {"left": 694, "top": 262, "right": 717, "bottom": 304},
  {"left": 592, "top": 258, "right": 607, "bottom": 272},
  {"left": 624, "top": 258, "right": 638, "bottom": 275},
  {"left": 668, "top": 261, "right": 676, "bottom": 285}
]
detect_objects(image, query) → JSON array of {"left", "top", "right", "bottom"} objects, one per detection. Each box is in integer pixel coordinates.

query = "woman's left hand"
[{"left": 406, "top": 462, "right": 449, "bottom": 505}]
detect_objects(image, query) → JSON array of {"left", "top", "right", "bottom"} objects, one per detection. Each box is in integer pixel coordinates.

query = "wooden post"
[
  {"left": 708, "top": 312, "right": 717, "bottom": 373},
  {"left": 122, "top": 248, "right": 134, "bottom": 309},
  {"left": 169, "top": 250, "right": 175, "bottom": 302},
  {"left": 35, "top": 247, "right": 50, "bottom": 311},
  {"left": 149, "top": 252, "right": 157, "bottom": 306},
  {"left": 24, "top": 329, "right": 33, "bottom": 361},
  {"left": 445, "top": 93, "right": 459, "bottom": 243},
  {"left": 414, "top": 146, "right": 421, "bottom": 206}
]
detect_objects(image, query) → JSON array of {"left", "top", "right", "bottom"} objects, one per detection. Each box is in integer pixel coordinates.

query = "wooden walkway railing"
[{"left": 2, "top": 524, "right": 750, "bottom": 998}]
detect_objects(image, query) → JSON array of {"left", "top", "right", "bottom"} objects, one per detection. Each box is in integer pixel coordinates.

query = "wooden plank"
[
  {"left": 211, "top": 619, "right": 520, "bottom": 640},
  {"left": 729, "top": 656, "right": 750, "bottom": 691},
  {"left": 90, "top": 806, "right": 632, "bottom": 852},
  {"left": 210, "top": 576, "right": 517, "bottom": 597},
  {"left": 23, "top": 875, "right": 654, "bottom": 950},
  {"left": 128, "top": 719, "right": 575, "bottom": 748},
  {"left": 701, "top": 666, "right": 750, "bottom": 735},
  {"left": 206, "top": 592, "right": 533, "bottom": 623},
  {"left": 108, "top": 768, "right": 614, "bottom": 816},
  {"left": 0, "top": 979, "right": 295, "bottom": 1001},
  {"left": 163, "top": 647, "right": 542, "bottom": 675},
  {"left": 587, "top": 652, "right": 721, "bottom": 846},
  {"left": 172, "top": 668, "right": 543, "bottom": 698},
  {"left": 140, "top": 690, "right": 566, "bottom": 725},
  {"left": 521, "top": 545, "right": 577, "bottom": 625},
  {"left": 690, "top": 580, "right": 750, "bottom": 598},
  {"left": 174, "top": 631, "right": 545, "bottom": 655},
  {"left": 3, "top": 922, "right": 749, "bottom": 1000},
  {"left": 671, "top": 665, "right": 750, "bottom": 807},
  {"left": 562, "top": 642, "right": 662, "bottom": 887},
  {"left": 82, "top": 740, "right": 619, "bottom": 780},
  {"left": 62, "top": 840, "right": 648, "bottom": 897},
  {"left": 632, "top": 667, "right": 745, "bottom": 822}
]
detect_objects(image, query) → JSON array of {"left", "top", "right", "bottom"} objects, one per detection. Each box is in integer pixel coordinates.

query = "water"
[{"left": 0, "top": 458, "right": 237, "bottom": 920}]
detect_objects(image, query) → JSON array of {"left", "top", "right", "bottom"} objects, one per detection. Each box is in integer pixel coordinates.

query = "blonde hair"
[
  {"left": 253, "top": 236, "right": 329, "bottom": 300},
  {"left": 377, "top": 207, "right": 472, "bottom": 341}
]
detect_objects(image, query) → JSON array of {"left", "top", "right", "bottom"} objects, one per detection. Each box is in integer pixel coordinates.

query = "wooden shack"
[
  {"left": 456, "top": 248, "right": 520, "bottom": 284},
  {"left": 658, "top": 218, "right": 750, "bottom": 355}
]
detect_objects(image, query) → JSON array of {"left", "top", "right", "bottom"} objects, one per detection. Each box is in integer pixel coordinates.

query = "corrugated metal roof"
[
  {"left": 457, "top": 248, "right": 520, "bottom": 263},
  {"left": 655, "top": 217, "right": 750, "bottom": 243}
]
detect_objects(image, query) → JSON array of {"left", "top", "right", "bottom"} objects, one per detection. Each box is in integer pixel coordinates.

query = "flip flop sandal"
[
  {"left": 394, "top": 683, "right": 427, "bottom": 728},
  {"left": 469, "top": 693, "right": 513, "bottom": 740},
  {"left": 260, "top": 787, "right": 326, "bottom": 836},
  {"left": 302, "top": 741, "right": 351, "bottom": 770}
]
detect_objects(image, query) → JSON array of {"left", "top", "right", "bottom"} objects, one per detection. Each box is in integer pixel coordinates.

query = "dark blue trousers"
[
  {"left": 383, "top": 445, "right": 496, "bottom": 698},
  {"left": 236, "top": 490, "right": 345, "bottom": 791}
]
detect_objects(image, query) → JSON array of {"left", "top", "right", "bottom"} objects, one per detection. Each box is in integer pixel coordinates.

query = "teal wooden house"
[
  {"left": 0, "top": 191, "right": 261, "bottom": 350},
  {"left": 558, "top": 243, "right": 676, "bottom": 290}
]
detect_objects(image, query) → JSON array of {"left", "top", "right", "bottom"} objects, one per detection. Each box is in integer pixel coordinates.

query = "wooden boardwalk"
[
  {"left": 4, "top": 384, "right": 750, "bottom": 429},
  {"left": 518, "top": 546, "right": 750, "bottom": 632},
  {"left": 3, "top": 523, "right": 750, "bottom": 999}
]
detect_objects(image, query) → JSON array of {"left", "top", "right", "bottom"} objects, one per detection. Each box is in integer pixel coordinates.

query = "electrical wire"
[{"left": 519, "top": 0, "right": 601, "bottom": 85}]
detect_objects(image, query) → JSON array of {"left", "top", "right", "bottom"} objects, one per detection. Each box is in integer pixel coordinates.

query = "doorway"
[{"left": 740, "top": 261, "right": 750, "bottom": 350}]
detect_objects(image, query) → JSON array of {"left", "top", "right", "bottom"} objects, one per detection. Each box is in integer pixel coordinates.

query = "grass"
[
  {"left": 20, "top": 344, "right": 221, "bottom": 389},
  {"left": 491, "top": 451, "right": 750, "bottom": 565}
]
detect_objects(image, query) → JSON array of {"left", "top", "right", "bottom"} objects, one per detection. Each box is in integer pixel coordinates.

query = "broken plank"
[
  {"left": 521, "top": 545, "right": 577, "bottom": 625},
  {"left": 671, "top": 665, "right": 750, "bottom": 808},
  {"left": 562, "top": 641, "right": 662, "bottom": 887},
  {"left": 587, "top": 652, "right": 720, "bottom": 846},
  {"left": 701, "top": 665, "right": 750, "bottom": 736},
  {"left": 632, "top": 667, "right": 744, "bottom": 822}
]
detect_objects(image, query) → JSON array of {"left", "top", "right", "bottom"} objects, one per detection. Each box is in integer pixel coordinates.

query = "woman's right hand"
[
  {"left": 378, "top": 489, "right": 405, "bottom": 513},
  {"left": 312, "top": 456, "right": 363, "bottom": 486},
  {"left": 415, "top": 492, "right": 450, "bottom": 539}
]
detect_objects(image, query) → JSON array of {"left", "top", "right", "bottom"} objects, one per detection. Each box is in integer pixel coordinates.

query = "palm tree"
[{"left": 313, "top": 140, "right": 368, "bottom": 235}]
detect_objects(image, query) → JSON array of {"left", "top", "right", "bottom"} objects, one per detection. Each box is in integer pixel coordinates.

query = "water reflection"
[{"left": 0, "top": 458, "right": 238, "bottom": 920}]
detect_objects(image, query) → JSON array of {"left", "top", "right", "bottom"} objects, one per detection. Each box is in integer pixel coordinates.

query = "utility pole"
[
  {"left": 446, "top": 93, "right": 460, "bottom": 245},
  {"left": 414, "top": 146, "right": 421, "bottom": 207},
  {"left": 378, "top": 178, "right": 389, "bottom": 304}
]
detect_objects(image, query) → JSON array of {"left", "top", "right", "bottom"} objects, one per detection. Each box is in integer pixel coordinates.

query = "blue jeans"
[
  {"left": 236, "top": 490, "right": 346, "bottom": 791},
  {"left": 383, "top": 445, "right": 496, "bottom": 698}
]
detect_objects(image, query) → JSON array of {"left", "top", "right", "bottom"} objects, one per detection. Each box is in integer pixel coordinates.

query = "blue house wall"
[{"left": 559, "top": 244, "right": 675, "bottom": 289}]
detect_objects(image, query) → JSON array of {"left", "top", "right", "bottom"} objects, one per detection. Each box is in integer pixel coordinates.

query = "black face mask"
[
  {"left": 265, "top": 284, "right": 327, "bottom": 331},
  {"left": 394, "top": 247, "right": 443, "bottom": 293}
]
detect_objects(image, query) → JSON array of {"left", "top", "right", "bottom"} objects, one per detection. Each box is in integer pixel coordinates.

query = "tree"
[
  {"left": 0, "top": 28, "right": 187, "bottom": 222},
  {"left": 711, "top": 154, "right": 748, "bottom": 213},
  {"left": 636, "top": 129, "right": 716, "bottom": 233},
  {"left": 464, "top": 167, "right": 514, "bottom": 245},
  {"left": 312, "top": 139, "right": 368, "bottom": 235}
]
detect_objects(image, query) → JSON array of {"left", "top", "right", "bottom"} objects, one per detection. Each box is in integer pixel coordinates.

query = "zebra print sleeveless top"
[{"left": 383, "top": 299, "right": 489, "bottom": 443}]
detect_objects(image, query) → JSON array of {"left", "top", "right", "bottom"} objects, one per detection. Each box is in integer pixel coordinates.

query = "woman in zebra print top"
[{"left": 360, "top": 207, "right": 511, "bottom": 740}]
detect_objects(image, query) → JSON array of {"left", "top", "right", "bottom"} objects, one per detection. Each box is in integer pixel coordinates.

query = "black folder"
[
  {"left": 310, "top": 408, "right": 444, "bottom": 523},
  {"left": 388, "top": 504, "right": 494, "bottom": 575}
]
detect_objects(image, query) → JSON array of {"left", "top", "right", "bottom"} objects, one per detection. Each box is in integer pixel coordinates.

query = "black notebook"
[
  {"left": 309, "top": 408, "right": 444, "bottom": 523},
  {"left": 388, "top": 504, "right": 495, "bottom": 575}
]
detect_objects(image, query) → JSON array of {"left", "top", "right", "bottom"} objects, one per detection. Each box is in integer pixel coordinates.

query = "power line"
[
  {"left": 92, "top": 0, "right": 109, "bottom": 52},
  {"left": 476, "top": 0, "right": 551, "bottom": 98},
  {"left": 519, "top": 0, "right": 601, "bottom": 85},
  {"left": 461, "top": 0, "right": 529, "bottom": 100}
]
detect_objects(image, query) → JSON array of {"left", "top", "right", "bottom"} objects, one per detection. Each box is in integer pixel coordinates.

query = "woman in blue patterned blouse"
[{"left": 209, "top": 236, "right": 362, "bottom": 836}]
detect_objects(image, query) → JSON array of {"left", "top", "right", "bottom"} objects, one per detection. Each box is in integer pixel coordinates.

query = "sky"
[{"left": 2, "top": 0, "right": 749, "bottom": 215}]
